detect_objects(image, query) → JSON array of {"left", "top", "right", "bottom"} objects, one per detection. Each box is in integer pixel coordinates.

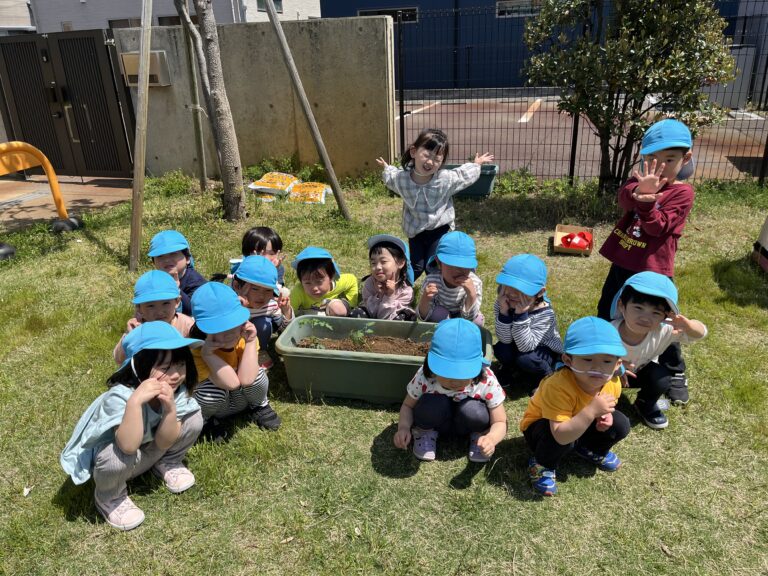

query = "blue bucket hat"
[
  {"left": 132, "top": 270, "right": 181, "bottom": 305},
  {"left": 428, "top": 318, "right": 490, "bottom": 380},
  {"left": 367, "top": 234, "right": 415, "bottom": 285},
  {"left": 496, "top": 254, "right": 547, "bottom": 296},
  {"left": 610, "top": 271, "right": 680, "bottom": 319},
  {"left": 291, "top": 246, "right": 341, "bottom": 279},
  {"left": 191, "top": 282, "right": 250, "bottom": 334},
  {"left": 234, "top": 255, "right": 280, "bottom": 297},
  {"left": 120, "top": 321, "right": 202, "bottom": 368},
  {"left": 564, "top": 317, "right": 627, "bottom": 358},
  {"left": 640, "top": 119, "right": 692, "bottom": 155},
  {"left": 430, "top": 231, "right": 477, "bottom": 270},
  {"left": 148, "top": 230, "right": 191, "bottom": 258}
]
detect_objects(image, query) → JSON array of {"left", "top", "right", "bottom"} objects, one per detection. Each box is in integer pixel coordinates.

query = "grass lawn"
[{"left": 0, "top": 171, "right": 766, "bottom": 575}]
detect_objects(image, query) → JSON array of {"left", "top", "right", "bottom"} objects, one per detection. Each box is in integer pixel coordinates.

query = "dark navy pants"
[
  {"left": 409, "top": 224, "right": 451, "bottom": 281},
  {"left": 412, "top": 394, "right": 490, "bottom": 436}
]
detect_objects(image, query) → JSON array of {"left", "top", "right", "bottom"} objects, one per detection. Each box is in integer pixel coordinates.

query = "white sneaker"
[
  {"left": 152, "top": 462, "right": 196, "bottom": 494},
  {"left": 95, "top": 493, "right": 145, "bottom": 531}
]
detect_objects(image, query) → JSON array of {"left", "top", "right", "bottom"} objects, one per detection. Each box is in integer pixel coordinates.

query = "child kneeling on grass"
[
  {"left": 61, "top": 322, "right": 203, "bottom": 531},
  {"left": 113, "top": 270, "right": 195, "bottom": 365},
  {"left": 290, "top": 246, "right": 359, "bottom": 317},
  {"left": 520, "top": 317, "right": 629, "bottom": 496},
  {"left": 190, "top": 282, "right": 281, "bottom": 442},
  {"left": 394, "top": 318, "right": 507, "bottom": 463},
  {"left": 610, "top": 272, "right": 707, "bottom": 430}
]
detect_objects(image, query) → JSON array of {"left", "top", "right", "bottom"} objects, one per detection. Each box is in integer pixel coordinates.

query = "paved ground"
[
  {"left": 397, "top": 97, "right": 768, "bottom": 180},
  {"left": 0, "top": 175, "right": 132, "bottom": 232}
]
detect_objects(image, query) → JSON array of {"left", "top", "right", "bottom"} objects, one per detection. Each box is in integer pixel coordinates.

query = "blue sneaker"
[
  {"left": 528, "top": 457, "right": 557, "bottom": 496},
  {"left": 574, "top": 446, "right": 622, "bottom": 472},
  {"left": 635, "top": 398, "right": 669, "bottom": 430}
]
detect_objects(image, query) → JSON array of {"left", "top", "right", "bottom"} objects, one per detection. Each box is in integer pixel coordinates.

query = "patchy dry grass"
[{"left": 0, "top": 170, "right": 766, "bottom": 575}]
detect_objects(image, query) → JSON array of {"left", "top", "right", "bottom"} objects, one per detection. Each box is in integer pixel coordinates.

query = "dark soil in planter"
[{"left": 297, "top": 336, "right": 430, "bottom": 356}]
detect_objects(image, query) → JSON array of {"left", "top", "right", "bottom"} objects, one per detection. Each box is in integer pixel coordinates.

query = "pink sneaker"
[
  {"left": 152, "top": 462, "right": 196, "bottom": 494},
  {"left": 412, "top": 428, "right": 438, "bottom": 461},
  {"left": 95, "top": 493, "right": 145, "bottom": 531}
]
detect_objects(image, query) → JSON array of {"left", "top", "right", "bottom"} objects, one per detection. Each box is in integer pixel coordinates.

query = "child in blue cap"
[
  {"left": 190, "top": 282, "right": 281, "bottom": 440},
  {"left": 289, "top": 246, "right": 359, "bottom": 316},
  {"left": 493, "top": 254, "right": 563, "bottom": 394},
  {"left": 610, "top": 272, "right": 707, "bottom": 429},
  {"left": 520, "top": 317, "right": 629, "bottom": 496},
  {"left": 350, "top": 234, "right": 416, "bottom": 320},
  {"left": 148, "top": 230, "right": 207, "bottom": 316},
  {"left": 596, "top": 119, "right": 696, "bottom": 405},
  {"left": 418, "top": 231, "right": 484, "bottom": 326},
  {"left": 232, "top": 255, "right": 294, "bottom": 369},
  {"left": 394, "top": 318, "right": 507, "bottom": 463},
  {"left": 61, "top": 322, "right": 203, "bottom": 531},
  {"left": 113, "top": 270, "right": 195, "bottom": 365}
]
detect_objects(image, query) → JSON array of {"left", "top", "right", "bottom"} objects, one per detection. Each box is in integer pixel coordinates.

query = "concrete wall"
[{"left": 114, "top": 16, "right": 395, "bottom": 178}]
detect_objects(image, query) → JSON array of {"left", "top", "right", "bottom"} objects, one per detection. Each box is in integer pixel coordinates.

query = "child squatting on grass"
[
  {"left": 493, "top": 254, "right": 563, "bottom": 395},
  {"left": 376, "top": 128, "right": 494, "bottom": 280},
  {"left": 349, "top": 234, "right": 417, "bottom": 321},
  {"left": 190, "top": 282, "right": 281, "bottom": 442},
  {"left": 148, "top": 230, "right": 207, "bottom": 316},
  {"left": 394, "top": 318, "right": 507, "bottom": 463},
  {"left": 232, "top": 255, "right": 294, "bottom": 370},
  {"left": 596, "top": 119, "right": 696, "bottom": 405},
  {"left": 418, "top": 230, "right": 484, "bottom": 326},
  {"left": 520, "top": 317, "right": 630, "bottom": 496},
  {"left": 610, "top": 272, "right": 707, "bottom": 430},
  {"left": 290, "top": 246, "right": 359, "bottom": 317},
  {"left": 113, "top": 270, "right": 195, "bottom": 365},
  {"left": 61, "top": 322, "right": 204, "bottom": 531}
]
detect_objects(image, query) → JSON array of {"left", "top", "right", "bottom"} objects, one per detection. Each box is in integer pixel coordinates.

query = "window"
[
  {"left": 496, "top": 0, "right": 542, "bottom": 18},
  {"left": 108, "top": 18, "right": 142, "bottom": 29},
  {"left": 158, "top": 15, "right": 199, "bottom": 26},
  {"left": 358, "top": 8, "right": 418, "bottom": 23},
  {"left": 257, "top": 0, "right": 283, "bottom": 13}
]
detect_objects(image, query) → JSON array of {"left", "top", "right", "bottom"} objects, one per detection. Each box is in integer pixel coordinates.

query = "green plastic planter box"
[
  {"left": 275, "top": 316, "right": 493, "bottom": 405},
  {"left": 445, "top": 163, "right": 499, "bottom": 199}
]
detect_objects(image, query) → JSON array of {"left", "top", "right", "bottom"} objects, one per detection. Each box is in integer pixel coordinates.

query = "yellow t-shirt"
[
  {"left": 519, "top": 368, "right": 622, "bottom": 432},
  {"left": 290, "top": 273, "right": 360, "bottom": 313},
  {"left": 192, "top": 338, "right": 248, "bottom": 382}
]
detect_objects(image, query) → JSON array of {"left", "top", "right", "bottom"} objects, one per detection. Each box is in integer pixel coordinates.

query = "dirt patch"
[{"left": 297, "top": 336, "right": 430, "bottom": 356}]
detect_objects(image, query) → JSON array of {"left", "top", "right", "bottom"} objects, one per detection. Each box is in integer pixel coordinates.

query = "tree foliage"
[{"left": 525, "top": 0, "right": 736, "bottom": 193}]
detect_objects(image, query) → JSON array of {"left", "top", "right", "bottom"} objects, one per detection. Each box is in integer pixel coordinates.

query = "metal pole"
[
  {"left": 128, "top": 0, "right": 153, "bottom": 271},
  {"left": 759, "top": 124, "right": 768, "bottom": 186},
  {"left": 183, "top": 0, "right": 207, "bottom": 193},
  {"left": 397, "top": 10, "right": 405, "bottom": 159},
  {"left": 264, "top": 0, "right": 352, "bottom": 220},
  {"left": 568, "top": 112, "right": 580, "bottom": 186}
]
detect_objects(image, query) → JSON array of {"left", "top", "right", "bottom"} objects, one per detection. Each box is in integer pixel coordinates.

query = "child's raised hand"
[
  {"left": 375, "top": 157, "right": 389, "bottom": 169},
  {"left": 156, "top": 381, "right": 176, "bottom": 413},
  {"left": 393, "top": 427, "right": 412, "bottom": 450},
  {"left": 589, "top": 392, "right": 616, "bottom": 419},
  {"left": 473, "top": 152, "right": 494, "bottom": 165},
  {"left": 475, "top": 433, "right": 497, "bottom": 458},
  {"left": 381, "top": 279, "right": 396, "bottom": 296},
  {"left": 131, "top": 377, "right": 164, "bottom": 406},
  {"left": 242, "top": 321, "right": 258, "bottom": 343},
  {"left": 461, "top": 277, "right": 477, "bottom": 298},
  {"left": 277, "top": 292, "right": 291, "bottom": 314},
  {"left": 126, "top": 317, "right": 141, "bottom": 332},
  {"left": 512, "top": 292, "right": 535, "bottom": 315},
  {"left": 665, "top": 314, "right": 692, "bottom": 335},
  {"left": 421, "top": 282, "right": 439, "bottom": 303},
  {"left": 595, "top": 412, "right": 613, "bottom": 432},
  {"left": 631, "top": 158, "right": 668, "bottom": 201},
  {"left": 496, "top": 293, "right": 510, "bottom": 315}
]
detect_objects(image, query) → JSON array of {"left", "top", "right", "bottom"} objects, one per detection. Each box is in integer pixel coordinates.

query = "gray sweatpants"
[
  {"left": 193, "top": 368, "right": 269, "bottom": 421},
  {"left": 92, "top": 410, "right": 203, "bottom": 502}
]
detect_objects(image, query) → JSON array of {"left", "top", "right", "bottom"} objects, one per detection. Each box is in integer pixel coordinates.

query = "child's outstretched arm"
[
  {"left": 666, "top": 314, "right": 707, "bottom": 340},
  {"left": 394, "top": 395, "right": 417, "bottom": 449},
  {"left": 376, "top": 157, "right": 389, "bottom": 168},
  {"left": 550, "top": 392, "right": 616, "bottom": 445},
  {"left": 475, "top": 404, "right": 507, "bottom": 458}
]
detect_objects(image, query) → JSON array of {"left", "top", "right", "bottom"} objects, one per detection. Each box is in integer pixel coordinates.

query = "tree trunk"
[
  {"left": 597, "top": 129, "right": 616, "bottom": 196},
  {"left": 176, "top": 0, "right": 245, "bottom": 221}
]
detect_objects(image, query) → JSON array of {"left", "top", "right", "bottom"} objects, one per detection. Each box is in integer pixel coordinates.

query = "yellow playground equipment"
[{"left": 0, "top": 140, "right": 81, "bottom": 233}]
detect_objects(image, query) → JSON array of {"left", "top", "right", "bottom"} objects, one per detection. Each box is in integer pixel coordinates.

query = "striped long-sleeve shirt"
[
  {"left": 494, "top": 301, "right": 563, "bottom": 354},
  {"left": 420, "top": 271, "right": 483, "bottom": 321},
  {"left": 382, "top": 163, "right": 481, "bottom": 238}
]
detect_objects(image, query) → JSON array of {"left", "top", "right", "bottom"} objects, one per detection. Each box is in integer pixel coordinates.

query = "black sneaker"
[
  {"left": 201, "top": 417, "right": 229, "bottom": 443},
  {"left": 249, "top": 404, "right": 282, "bottom": 431},
  {"left": 667, "top": 374, "right": 689, "bottom": 406},
  {"left": 634, "top": 398, "right": 668, "bottom": 430}
]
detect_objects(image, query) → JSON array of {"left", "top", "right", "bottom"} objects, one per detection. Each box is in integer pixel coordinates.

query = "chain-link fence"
[{"left": 391, "top": 1, "right": 768, "bottom": 181}]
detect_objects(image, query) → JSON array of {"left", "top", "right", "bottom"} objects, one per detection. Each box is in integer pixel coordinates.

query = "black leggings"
[{"left": 409, "top": 224, "right": 451, "bottom": 281}]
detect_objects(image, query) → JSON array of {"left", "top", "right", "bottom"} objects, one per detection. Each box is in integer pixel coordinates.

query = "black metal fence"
[{"left": 394, "top": 1, "right": 768, "bottom": 181}]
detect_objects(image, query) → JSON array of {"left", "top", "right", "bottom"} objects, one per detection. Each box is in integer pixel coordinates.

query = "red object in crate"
[{"left": 560, "top": 231, "right": 593, "bottom": 251}]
